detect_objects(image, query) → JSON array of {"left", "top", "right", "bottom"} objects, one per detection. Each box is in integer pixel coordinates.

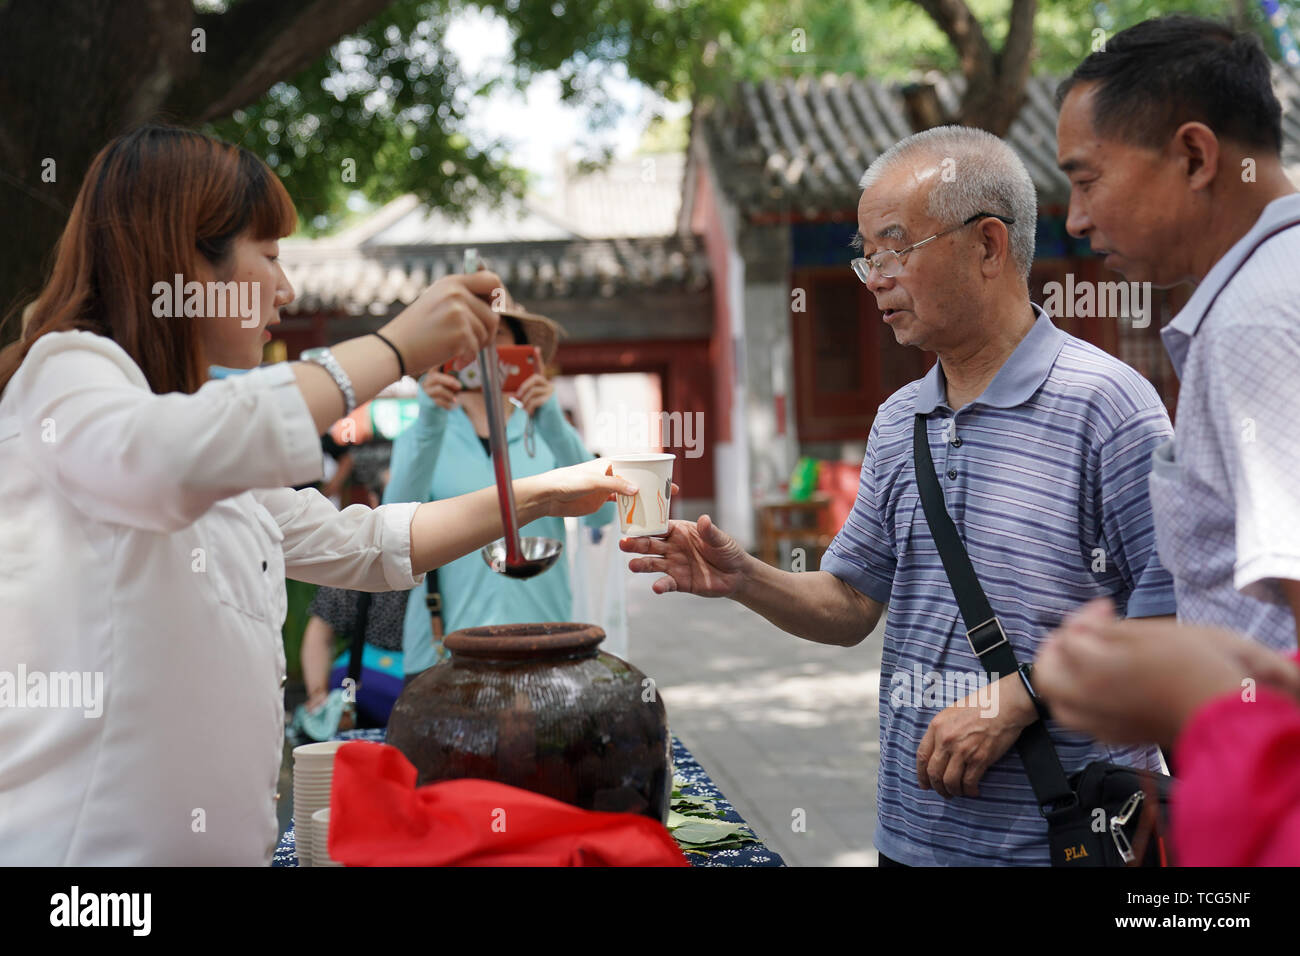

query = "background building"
[{"left": 276, "top": 67, "right": 1300, "bottom": 552}]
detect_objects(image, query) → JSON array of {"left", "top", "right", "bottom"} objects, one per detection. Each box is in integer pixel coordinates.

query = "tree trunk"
[{"left": 910, "top": 0, "right": 1038, "bottom": 136}]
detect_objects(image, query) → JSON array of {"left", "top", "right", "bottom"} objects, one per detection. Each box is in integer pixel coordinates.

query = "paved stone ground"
[{"left": 622, "top": 579, "right": 886, "bottom": 867}]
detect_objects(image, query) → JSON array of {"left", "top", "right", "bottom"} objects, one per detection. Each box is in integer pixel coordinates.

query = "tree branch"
[
  {"left": 911, "top": 0, "right": 995, "bottom": 81},
  {"left": 996, "top": 0, "right": 1037, "bottom": 102},
  {"left": 910, "top": 0, "right": 1038, "bottom": 135},
  {"left": 163, "top": 0, "right": 400, "bottom": 124}
]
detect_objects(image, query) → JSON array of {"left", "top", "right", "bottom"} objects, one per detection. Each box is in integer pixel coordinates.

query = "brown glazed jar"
[{"left": 386, "top": 623, "right": 671, "bottom": 823}]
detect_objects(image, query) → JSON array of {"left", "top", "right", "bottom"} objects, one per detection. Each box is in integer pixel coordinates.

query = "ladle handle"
[
  {"left": 462, "top": 247, "right": 524, "bottom": 568},
  {"left": 479, "top": 342, "right": 524, "bottom": 566}
]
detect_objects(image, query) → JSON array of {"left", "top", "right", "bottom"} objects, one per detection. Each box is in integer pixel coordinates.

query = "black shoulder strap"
[
  {"left": 912, "top": 413, "right": 1075, "bottom": 810},
  {"left": 347, "top": 591, "right": 372, "bottom": 689}
]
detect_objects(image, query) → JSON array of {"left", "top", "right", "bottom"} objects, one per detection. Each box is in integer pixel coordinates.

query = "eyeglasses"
[{"left": 850, "top": 212, "right": 1016, "bottom": 282}]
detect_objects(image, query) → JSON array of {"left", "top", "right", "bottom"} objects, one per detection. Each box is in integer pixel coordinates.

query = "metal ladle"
[
  {"left": 477, "top": 340, "right": 563, "bottom": 579},
  {"left": 462, "top": 245, "right": 561, "bottom": 579}
]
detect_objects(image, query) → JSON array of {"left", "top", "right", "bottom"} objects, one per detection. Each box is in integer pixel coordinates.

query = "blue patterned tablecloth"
[{"left": 274, "top": 728, "right": 784, "bottom": 867}]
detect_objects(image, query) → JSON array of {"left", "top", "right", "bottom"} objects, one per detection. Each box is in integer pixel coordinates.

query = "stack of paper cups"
[
  {"left": 292, "top": 740, "right": 346, "bottom": 867},
  {"left": 311, "top": 808, "right": 342, "bottom": 867}
]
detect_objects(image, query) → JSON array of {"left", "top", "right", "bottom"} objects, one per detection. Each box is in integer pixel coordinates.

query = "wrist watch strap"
[
  {"left": 302, "top": 347, "right": 356, "bottom": 416},
  {"left": 1018, "top": 662, "right": 1052, "bottom": 721}
]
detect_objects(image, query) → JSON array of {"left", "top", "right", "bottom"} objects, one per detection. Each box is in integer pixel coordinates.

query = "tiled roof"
[
  {"left": 280, "top": 234, "right": 709, "bottom": 317},
  {"left": 279, "top": 153, "right": 697, "bottom": 317},
  {"left": 696, "top": 68, "right": 1300, "bottom": 213}
]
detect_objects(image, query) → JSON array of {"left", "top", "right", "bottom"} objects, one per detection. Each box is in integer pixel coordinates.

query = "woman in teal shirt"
[{"left": 382, "top": 312, "right": 613, "bottom": 679}]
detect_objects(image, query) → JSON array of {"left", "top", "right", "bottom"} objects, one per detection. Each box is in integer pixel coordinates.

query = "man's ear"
[
  {"left": 978, "top": 217, "right": 1012, "bottom": 279},
  {"left": 1172, "top": 122, "right": 1220, "bottom": 192}
]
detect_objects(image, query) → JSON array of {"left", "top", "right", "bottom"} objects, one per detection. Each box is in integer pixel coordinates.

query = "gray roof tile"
[{"left": 698, "top": 67, "right": 1300, "bottom": 212}]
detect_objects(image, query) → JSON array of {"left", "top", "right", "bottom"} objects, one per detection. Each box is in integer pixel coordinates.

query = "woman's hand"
[
  {"left": 619, "top": 514, "right": 749, "bottom": 598},
  {"left": 381, "top": 271, "right": 504, "bottom": 375},
  {"left": 513, "top": 373, "right": 553, "bottom": 416},
  {"left": 421, "top": 370, "right": 463, "bottom": 410},
  {"left": 518, "top": 460, "right": 640, "bottom": 520}
]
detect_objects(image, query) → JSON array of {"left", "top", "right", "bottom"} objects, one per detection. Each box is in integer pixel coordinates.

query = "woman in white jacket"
[{"left": 0, "top": 125, "right": 636, "bottom": 865}]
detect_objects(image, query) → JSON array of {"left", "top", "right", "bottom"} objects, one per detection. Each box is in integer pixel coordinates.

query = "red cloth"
[
  {"left": 1172, "top": 669, "right": 1300, "bottom": 866},
  {"left": 326, "top": 741, "right": 689, "bottom": 867}
]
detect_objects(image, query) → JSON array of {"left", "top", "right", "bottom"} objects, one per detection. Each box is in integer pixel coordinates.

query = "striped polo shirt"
[{"left": 822, "top": 304, "right": 1176, "bottom": 866}]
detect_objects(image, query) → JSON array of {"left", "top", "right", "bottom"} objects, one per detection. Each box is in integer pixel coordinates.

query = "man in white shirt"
[{"left": 1055, "top": 14, "right": 1300, "bottom": 652}]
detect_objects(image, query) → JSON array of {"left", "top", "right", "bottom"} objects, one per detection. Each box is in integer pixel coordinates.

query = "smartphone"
[{"left": 441, "top": 345, "right": 544, "bottom": 392}]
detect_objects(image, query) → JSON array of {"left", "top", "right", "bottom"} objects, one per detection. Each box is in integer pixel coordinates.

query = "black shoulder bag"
[{"left": 913, "top": 414, "right": 1172, "bottom": 866}]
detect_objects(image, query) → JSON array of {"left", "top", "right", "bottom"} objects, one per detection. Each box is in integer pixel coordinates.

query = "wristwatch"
[
  {"left": 301, "top": 346, "right": 356, "bottom": 416},
  {"left": 1017, "top": 662, "right": 1052, "bottom": 721}
]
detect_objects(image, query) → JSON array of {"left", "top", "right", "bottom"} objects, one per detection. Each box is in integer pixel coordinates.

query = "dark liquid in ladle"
[{"left": 501, "top": 562, "right": 548, "bottom": 579}]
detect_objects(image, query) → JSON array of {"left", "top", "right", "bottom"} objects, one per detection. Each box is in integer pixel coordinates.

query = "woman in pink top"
[{"left": 1034, "top": 599, "right": 1300, "bottom": 866}]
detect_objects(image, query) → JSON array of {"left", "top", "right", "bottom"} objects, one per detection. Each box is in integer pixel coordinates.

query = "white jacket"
[{"left": 0, "top": 331, "right": 423, "bottom": 865}]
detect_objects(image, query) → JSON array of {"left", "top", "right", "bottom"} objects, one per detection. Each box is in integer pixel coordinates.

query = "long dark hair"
[{"left": 0, "top": 125, "right": 296, "bottom": 397}]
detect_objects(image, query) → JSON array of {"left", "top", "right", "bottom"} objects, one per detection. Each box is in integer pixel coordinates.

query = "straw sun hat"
[{"left": 496, "top": 301, "right": 564, "bottom": 367}]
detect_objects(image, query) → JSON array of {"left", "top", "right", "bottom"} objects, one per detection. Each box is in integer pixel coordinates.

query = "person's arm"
[
  {"left": 621, "top": 514, "right": 884, "bottom": 647},
  {"left": 13, "top": 273, "right": 505, "bottom": 533},
  {"left": 301, "top": 615, "right": 335, "bottom": 711},
  {"left": 256, "top": 459, "right": 637, "bottom": 590},
  {"left": 1034, "top": 607, "right": 1300, "bottom": 864},
  {"left": 736, "top": 558, "right": 885, "bottom": 646},
  {"left": 406, "top": 461, "right": 633, "bottom": 575},
  {"left": 525, "top": 391, "right": 615, "bottom": 528},
  {"left": 623, "top": 421, "right": 894, "bottom": 645},
  {"left": 529, "top": 391, "right": 590, "bottom": 467},
  {"left": 320, "top": 452, "right": 354, "bottom": 502},
  {"left": 291, "top": 271, "right": 504, "bottom": 434},
  {"left": 16, "top": 332, "right": 324, "bottom": 532},
  {"left": 1033, "top": 603, "right": 1300, "bottom": 745},
  {"left": 381, "top": 382, "right": 450, "bottom": 507}
]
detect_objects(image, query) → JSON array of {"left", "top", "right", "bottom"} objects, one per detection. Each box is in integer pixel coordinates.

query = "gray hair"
[{"left": 858, "top": 125, "right": 1036, "bottom": 281}]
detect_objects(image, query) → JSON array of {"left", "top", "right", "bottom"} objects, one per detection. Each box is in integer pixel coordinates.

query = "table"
[{"left": 273, "top": 728, "right": 784, "bottom": 867}]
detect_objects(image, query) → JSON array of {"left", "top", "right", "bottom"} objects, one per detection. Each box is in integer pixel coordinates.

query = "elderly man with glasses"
[{"left": 622, "top": 124, "right": 1176, "bottom": 866}]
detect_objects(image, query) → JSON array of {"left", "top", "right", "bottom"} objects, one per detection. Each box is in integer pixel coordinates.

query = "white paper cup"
[
  {"left": 293, "top": 740, "right": 346, "bottom": 766},
  {"left": 609, "top": 453, "right": 675, "bottom": 537},
  {"left": 312, "top": 808, "right": 341, "bottom": 867},
  {"left": 294, "top": 793, "right": 327, "bottom": 866}
]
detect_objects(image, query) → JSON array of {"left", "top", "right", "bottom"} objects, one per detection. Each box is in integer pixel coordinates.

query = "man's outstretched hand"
[{"left": 619, "top": 515, "right": 749, "bottom": 598}]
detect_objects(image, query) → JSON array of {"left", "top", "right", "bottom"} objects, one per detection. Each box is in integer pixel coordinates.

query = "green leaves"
[
  {"left": 667, "top": 810, "right": 757, "bottom": 846},
  {"left": 203, "top": 0, "right": 1290, "bottom": 235},
  {"left": 205, "top": 1, "right": 527, "bottom": 235},
  {"left": 668, "top": 775, "right": 758, "bottom": 852}
]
